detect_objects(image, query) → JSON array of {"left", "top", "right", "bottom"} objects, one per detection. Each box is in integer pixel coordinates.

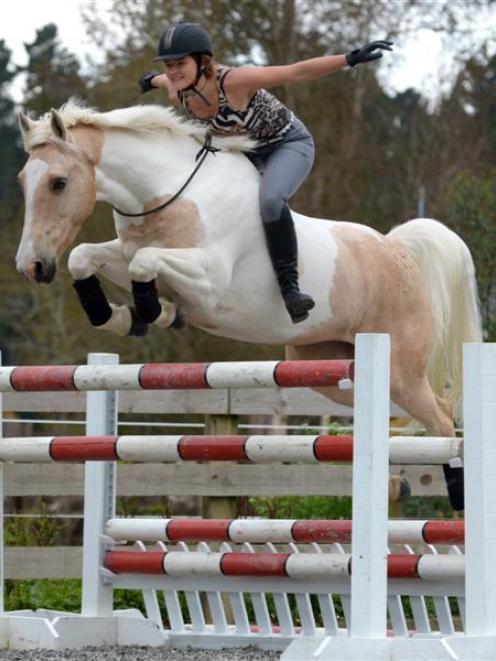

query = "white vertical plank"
[
  {"left": 228, "top": 592, "right": 250, "bottom": 634},
  {"left": 433, "top": 595, "right": 455, "bottom": 635},
  {"left": 81, "top": 353, "right": 119, "bottom": 616},
  {"left": 463, "top": 343, "right": 496, "bottom": 636},
  {"left": 273, "top": 592, "right": 295, "bottom": 636},
  {"left": 184, "top": 590, "right": 206, "bottom": 632},
  {"left": 317, "top": 593, "right": 339, "bottom": 635},
  {"left": 205, "top": 591, "right": 229, "bottom": 633},
  {"left": 387, "top": 595, "right": 408, "bottom": 636},
  {"left": 295, "top": 593, "right": 316, "bottom": 635},
  {"left": 350, "top": 334, "right": 390, "bottom": 637},
  {"left": 163, "top": 590, "right": 185, "bottom": 632},
  {"left": 409, "top": 596, "right": 432, "bottom": 634},
  {"left": 250, "top": 592, "right": 272, "bottom": 635},
  {"left": 142, "top": 589, "right": 164, "bottom": 630}
]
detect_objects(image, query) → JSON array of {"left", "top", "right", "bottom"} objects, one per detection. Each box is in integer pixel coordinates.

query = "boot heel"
[{"left": 283, "top": 291, "right": 315, "bottom": 323}]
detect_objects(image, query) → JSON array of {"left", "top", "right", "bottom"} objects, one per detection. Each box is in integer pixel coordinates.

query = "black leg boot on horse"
[
  {"left": 263, "top": 206, "right": 315, "bottom": 323},
  {"left": 74, "top": 275, "right": 148, "bottom": 337},
  {"left": 443, "top": 464, "right": 464, "bottom": 511}
]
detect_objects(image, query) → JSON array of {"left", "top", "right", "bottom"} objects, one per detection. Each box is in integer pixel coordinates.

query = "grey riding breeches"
[{"left": 245, "top": 117, "right": 315, "bottom": 223}]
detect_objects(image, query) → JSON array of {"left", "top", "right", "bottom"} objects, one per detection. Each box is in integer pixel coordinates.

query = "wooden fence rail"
[{"left": 3, "top": 463, "right": 445, "bottom": 498}]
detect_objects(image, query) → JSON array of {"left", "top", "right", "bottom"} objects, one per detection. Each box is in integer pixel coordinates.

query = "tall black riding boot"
[{"left": 263, "top": 207, "right": 315, "bottom": 323}]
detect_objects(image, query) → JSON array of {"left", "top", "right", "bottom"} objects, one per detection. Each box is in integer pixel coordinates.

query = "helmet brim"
[{"left": 152, "top": 51, "right": 193, "bottom": 61}]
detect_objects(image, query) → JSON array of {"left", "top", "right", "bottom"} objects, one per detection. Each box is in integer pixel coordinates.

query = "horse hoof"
[
  {"left": 128, "top": 307, "right": 149, "bottom": 337},
  {"left": 170, "top": 308, "right": 186, "bottom": 329},
  {"left": 389, "top": 475, "right": 411, "bottom": 502}
]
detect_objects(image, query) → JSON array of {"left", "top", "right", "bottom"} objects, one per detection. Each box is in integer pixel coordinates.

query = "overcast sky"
[{"left": 1, "top": 0, "right": 494, "bottom": 105}]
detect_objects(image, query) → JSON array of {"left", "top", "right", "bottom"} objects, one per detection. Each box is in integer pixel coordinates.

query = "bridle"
[{"left": 112, "top": 133, "right": 220, "bottom": 218}]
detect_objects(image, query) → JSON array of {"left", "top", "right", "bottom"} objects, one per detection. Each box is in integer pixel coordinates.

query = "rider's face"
[{"left": 164, "top": 56, "right": 197, "bottom": 90}]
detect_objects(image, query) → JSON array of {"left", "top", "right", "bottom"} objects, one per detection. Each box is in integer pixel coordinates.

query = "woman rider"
[{"left": 139, "top": 22, "right": 392, "bottom": 324}]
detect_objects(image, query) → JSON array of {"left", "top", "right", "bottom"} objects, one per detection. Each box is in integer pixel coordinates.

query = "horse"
[{"left": 15, "top": 98, "right": 482, "bottom": 510}]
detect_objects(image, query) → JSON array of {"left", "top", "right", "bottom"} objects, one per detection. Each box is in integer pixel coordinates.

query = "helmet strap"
[
  {"left": 190, "top": 85, "right": 212, "bottom": 107},
  {"left": 183, "top": 54, "right": 212, "bottom": 106}
]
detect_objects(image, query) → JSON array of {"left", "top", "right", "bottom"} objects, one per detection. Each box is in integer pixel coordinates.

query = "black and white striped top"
[{"left": 179, "top": 65, "right": 294, "bottom": 146}]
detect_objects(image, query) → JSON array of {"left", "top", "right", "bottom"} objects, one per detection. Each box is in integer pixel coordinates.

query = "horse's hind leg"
[{"left": 389, "top": 352, "right": 463, "bottom": 510}]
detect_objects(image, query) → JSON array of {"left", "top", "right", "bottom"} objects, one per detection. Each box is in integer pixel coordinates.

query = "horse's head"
[{"left": 16, "top": 109, "right": 97, "bottom": 284}]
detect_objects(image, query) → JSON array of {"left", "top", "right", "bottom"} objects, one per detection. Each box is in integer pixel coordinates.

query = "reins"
[{"left": 112, "top": 133, "right": 220, "bottom": 218}]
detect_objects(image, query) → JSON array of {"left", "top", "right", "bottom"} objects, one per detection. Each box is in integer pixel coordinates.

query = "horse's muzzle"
[{"left": 34, "top": 259, "right": 57, "bottom": 284}]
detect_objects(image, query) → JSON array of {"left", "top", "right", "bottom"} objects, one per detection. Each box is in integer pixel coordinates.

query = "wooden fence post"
[{"left": 203, "top": 413, "right": 239, "bottom": 519}]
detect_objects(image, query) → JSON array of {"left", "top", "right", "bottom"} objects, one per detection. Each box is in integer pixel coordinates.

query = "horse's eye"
[{"left": 50, "top": 177, "right": 67, "bottom": 192}]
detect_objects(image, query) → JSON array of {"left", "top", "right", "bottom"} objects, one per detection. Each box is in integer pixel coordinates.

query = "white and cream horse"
[{"left": 16, "top": 99, "right": 482, "bottom": 509}]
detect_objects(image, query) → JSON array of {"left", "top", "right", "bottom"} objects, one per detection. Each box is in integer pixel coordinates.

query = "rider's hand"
[
  {"left": 345, "top": 40, "right": 393, "bottom": 68},
  {"left": 138, "top": 70, "right": 161, "bottom": 93}
]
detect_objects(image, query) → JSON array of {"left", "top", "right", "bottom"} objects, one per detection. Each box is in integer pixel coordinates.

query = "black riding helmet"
[
  {"left": 153, "top": 22, "right": 213, "bottom": 105},
  {"left": 153, "top": 22, "right": 213, "bottom": 61}
]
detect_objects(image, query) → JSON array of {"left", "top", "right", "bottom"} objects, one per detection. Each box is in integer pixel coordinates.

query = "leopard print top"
[{"left": 179, "top": 65, "right": 294, "bottom": 146}]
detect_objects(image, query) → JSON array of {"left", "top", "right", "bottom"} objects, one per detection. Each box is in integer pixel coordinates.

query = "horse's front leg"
[
  {"left": 129, "top": 246, "right": 215, "bottom": 328},
  {"left": 68, "top": 240, "right": 148, "bottom": 337}
]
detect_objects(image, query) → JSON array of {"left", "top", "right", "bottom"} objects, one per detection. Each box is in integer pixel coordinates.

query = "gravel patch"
[{"left": 0, "top": 646, "right": 282, "bottom": 661}]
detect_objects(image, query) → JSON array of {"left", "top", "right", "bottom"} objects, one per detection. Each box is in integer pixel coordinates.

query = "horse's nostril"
[{"left": 34, "top": 259, "right": 56, "bottom": 284}]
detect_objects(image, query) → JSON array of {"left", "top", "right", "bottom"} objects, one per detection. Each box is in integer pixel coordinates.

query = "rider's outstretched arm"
[{"left": 223, "top": 40, "right": 394, "bottom": 92}]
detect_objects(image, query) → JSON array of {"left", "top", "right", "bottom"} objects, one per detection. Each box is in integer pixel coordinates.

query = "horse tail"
[{"left": 388, "top": 218, "right": 482, "bottom": 420}]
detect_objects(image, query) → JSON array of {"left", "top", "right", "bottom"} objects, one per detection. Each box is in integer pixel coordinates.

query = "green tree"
[
  {"left": 21, "top": 24, "right": 86, "bottom": 115},
  {"left": 446, "top": 52, "right": 496, "bottom": 169},
  {"left": 0, "top": 40, "right": 27, "bottom": 359},
  {"left": 0, "top": 40, "right": 24, "bottom": 213},
  {"left": 445, "top": 170, "right": 496, "bottom": 339}
]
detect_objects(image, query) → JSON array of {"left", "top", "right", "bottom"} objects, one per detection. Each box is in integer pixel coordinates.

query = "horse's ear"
[
  {"left": 18, "top": 111, "right": 33, "bottom": 136},
  {"left": 50, "top": 108, "right": 67, "bottom": 141}
]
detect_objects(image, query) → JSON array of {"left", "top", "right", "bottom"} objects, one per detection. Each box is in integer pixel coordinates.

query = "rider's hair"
[{"left": 200, "top": 54, "right": 215, "bottom": 78}]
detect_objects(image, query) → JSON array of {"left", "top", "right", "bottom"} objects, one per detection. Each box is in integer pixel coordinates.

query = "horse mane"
[{"left": 22, "top": 97, "right": 257, "bottom": 153}]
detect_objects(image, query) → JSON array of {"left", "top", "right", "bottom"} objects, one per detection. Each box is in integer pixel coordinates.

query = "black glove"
[
  {"left": 346, "top": 40, "right": 393, "bottom": 68},
  {"left": 138, "top": 70, "right": 161, "bottom": 94}
]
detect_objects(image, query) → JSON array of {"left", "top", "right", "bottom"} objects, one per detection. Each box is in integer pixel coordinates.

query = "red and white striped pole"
[
  {"left": 105, "top": 517, "right": 464, "bottom": 545},
  {"left": 0, "top": 434, "right": 463, "bottom": 465},
  {"left": 103, "top": 549, "right": 465, "bottom": 581},
  {"left": 0, "top": 359, "right": 354, "bottom": 392}
]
